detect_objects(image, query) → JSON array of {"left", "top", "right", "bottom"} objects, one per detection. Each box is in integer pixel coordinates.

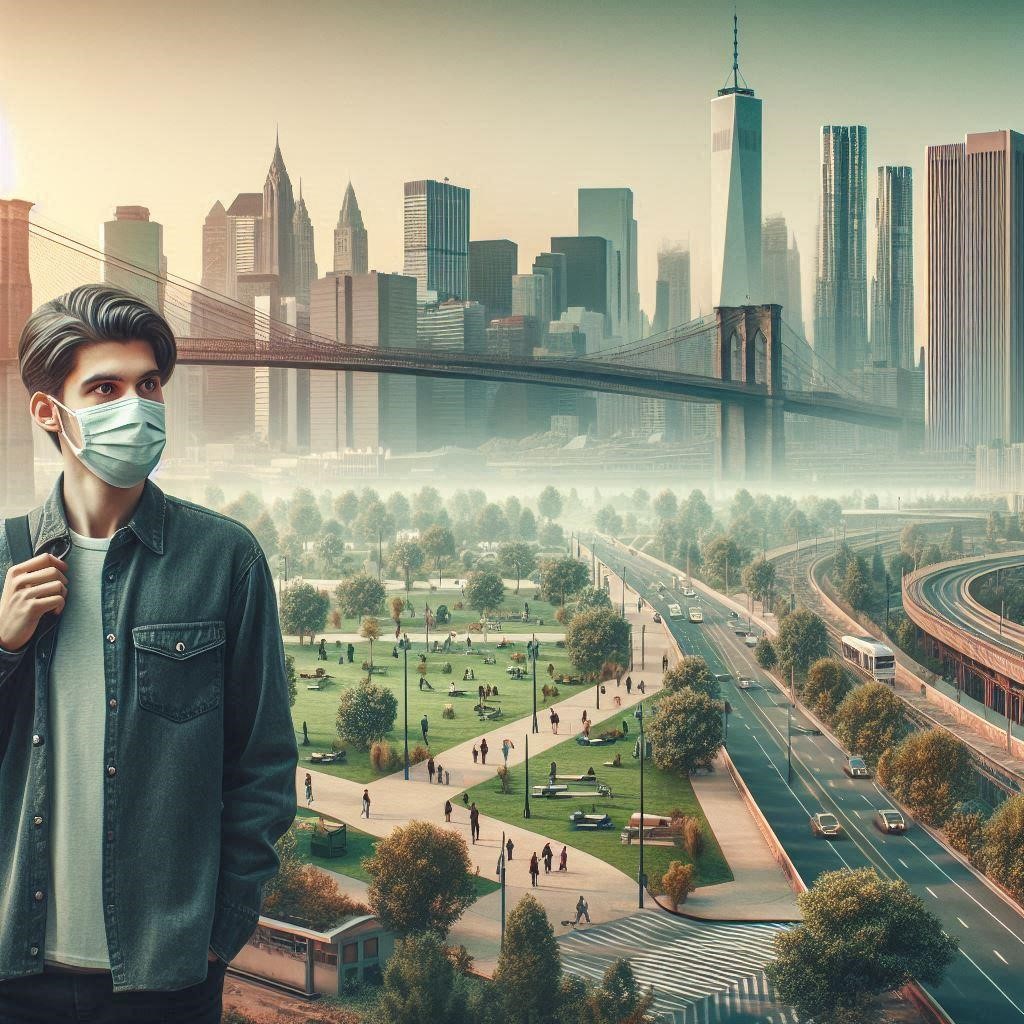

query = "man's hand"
[{"left": 0, "top": 552, "right": 68, "bottom": 650}]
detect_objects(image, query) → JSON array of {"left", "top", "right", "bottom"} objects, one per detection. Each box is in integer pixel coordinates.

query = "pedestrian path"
[{"left": 559, "top": 911, "right": 797, "bottom": 1024}]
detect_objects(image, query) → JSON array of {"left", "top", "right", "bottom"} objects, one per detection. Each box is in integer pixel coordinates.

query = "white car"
[
  {"left": 738, "top": 677, "right": 755, "bottom": 689},
  {"left": 687, "top": 606, "right": 704, "bottom": 623},
  {"left": 682, "top": 587, "right": 696, "bottom": 598},
  {"left": 743, "top": 633, "right": 758, "bottom": 648},
  {"left": 667, "top": 603, "right": 684, "bottom": 619}
]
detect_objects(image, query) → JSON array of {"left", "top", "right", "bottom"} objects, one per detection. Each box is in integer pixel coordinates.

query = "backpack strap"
[
  {"left": 4, "top": 514, "right": 34, "bottom": 569},
  {"left": 0, "top": 515, "right": 35, "bottom": 761}
]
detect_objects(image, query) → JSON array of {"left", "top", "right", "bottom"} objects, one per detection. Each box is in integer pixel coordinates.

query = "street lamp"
[
  {"left": 402, "top": 638, "right": 410, "bottom": 780},
  {"left": 621, "top": 566, "right": 626, "bottom": 617},
  {"left": 638, "top": 701, "right": 646, "bottom": 909},
  {"left": 498, "top": 831, "right": 507, "bottom": 947},
  {"left": 523, "top": 732, "right": 531, "bottom": 819},
  {"left": 530, "top": 634, "right": 539, "bottom": 734},
  {"left": 787, "top": 703, "right": 793, "bottom": 785}
]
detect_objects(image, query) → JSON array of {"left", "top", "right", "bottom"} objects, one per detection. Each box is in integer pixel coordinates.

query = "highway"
[{"left": 591, "top": 538, "right": 1024, "bottom": 1024}]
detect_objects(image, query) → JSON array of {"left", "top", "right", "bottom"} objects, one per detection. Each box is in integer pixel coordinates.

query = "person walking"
[
  {"left": 361, "top": 789, "right": 371, "bottom": 818},
  {"left": 625, "top": 677, "right": 632, "bottom": 695},
  {"left": 444, "top": 769, "right": 450, "bottom": 785},
  {"left": 427, "top": 756, "right": 436, "bottom": 784},
  {"left": 317, "top": 638, "right": 327, "bottom": 661},
  {"left": 637, "top": 679, "right": 646, "bottom": 694},
  {"left": 472, "top": 743, "right": 479, "bottom": 764},
  {"left": 466, "top": 634, "right": 472, "bottom": 651},
  {"left": 529, "top": 853, "right": 540, "bottom": 887},
  {"left": 436, "top": 761, "right": 444, "bottom": 784},
  {"left": 302, "top": 720, "right": 309, "bottom": 746},
  {"left": 662, "top": 653, "right": 669, "bottom": 672},
  {"left": 469, "top": 802, "right": 481, "bottom": 844},
  {"left": 506, "top": 836, "right": 514, "bottom": 862},
  {"left": 444, "top": 799, "right": 453, "bottom": 822},
  {"left": 501, "top": 738, "right": 514, "bottom": 765},
  {"left": 421, "top": 714, "right": 429, "bottom": 745},
  {"left": 573, "top": 895, "right": 590, "bottom": 927},
  {"left": 559, "top": 845, "right": 568, "bottom": 871},
  {"left": 550, "top": 708, "right": 560, "bottom": 735},
  {"left": 542, "top": 842, "right": 553, "bottom": 873},
  {"left": 304, "top": 772, "right": 314, "bottom": 806},
  {"left": 479, "top": 738, "right": 489, "bottom": 764}
]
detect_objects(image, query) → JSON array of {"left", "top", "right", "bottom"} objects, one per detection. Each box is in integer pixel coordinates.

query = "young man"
[{"left": 0, "top": 285, "right": 298, "bottom": 1019}]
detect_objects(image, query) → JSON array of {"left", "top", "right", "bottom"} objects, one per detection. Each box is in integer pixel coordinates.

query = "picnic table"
[
  {"left": 569, "top": 811, "right": 613, "bottom": 830},
  {"left": 368, "top": 665, "right": 388, "bottom": 676},
  {"left": 308, "top": 750, "right": 346, "bottom": 764}
]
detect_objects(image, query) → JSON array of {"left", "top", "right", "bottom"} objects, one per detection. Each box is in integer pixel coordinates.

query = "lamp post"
[
  {"left": 621, "top": 567, "right": 626, "bottom": 617},
  {"left": 638, "top": 701, "right": 646, "bottom": 909},
  {"left": 498, "top": 831, "right": 507, "bottom": 947},
  {"left": 377, "top": 529, "right": 382, "bottom": 582},
  {"left": 402, "top": 639, "right": 410, "bottom": 780},
  {"left": 531, "top": 634, "right": 539, "bottom": 734},
  {"left": 523, "top": 733, "right": 531, "bottom": 819},
  {"left": 640, "top": 624, "right": 645, "bottom": 669}
]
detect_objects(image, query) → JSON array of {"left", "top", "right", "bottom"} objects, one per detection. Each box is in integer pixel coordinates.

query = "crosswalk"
[{"left": 559, "top": 911, "right": 799, "bottom": 1023}]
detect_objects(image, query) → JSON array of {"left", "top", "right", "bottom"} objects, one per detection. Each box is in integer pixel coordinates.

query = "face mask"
[{"left": 49, "top": 394, "right": 167, "bottom": 489}]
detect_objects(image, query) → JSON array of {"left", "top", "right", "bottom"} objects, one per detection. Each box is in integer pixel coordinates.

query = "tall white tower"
[{"left": 710, "top": 14, "right": 762, "bottom": 307}]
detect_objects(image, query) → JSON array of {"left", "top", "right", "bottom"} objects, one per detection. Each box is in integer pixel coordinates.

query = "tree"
[
  {"left": 537, "top": 485, "right": 563, "bottom": 522},
  {"left": 661, "top": 861, "right": 696, "bottom": 911},
  {"left": 741, "top": 557, "right": 777, "bottom": 604},
  {"left": 354, "top": 500, "right": 396, "bottom": 546},
  {"left": 775, "top": 609, "right": 830, "bottom": 675},
  {"left": 367, "top": 932, "right": 470, "bottom": 1024},
  {"left": 801, "top": 658, "right": 851, "bottom": 720},
  {"left": 700, "top": 535, "right": 749, "bottom": 588},
  {"left": 647, "top": 689, "right": 724, "bottom": 775},
  {"left": 475, "top": 503, "right": 510, "bottom": 543},
  {"left": 595, "top": 503, "right": 623, "bottom": 535},
  {"left": 945, "top": 811, "right": 987, "bottom": 867},
  {"left": 279, "top": 580, "right": 329, "bottom": 645},
  {"left": 360, "top": 615, "right": 382, "bottom": 667},
  {"left": 981, "top": 795, "right": 1024, "bottom": 901},
  {"left": 288, "top": 488, "right": 323, "bottom": 541},
  {"left": 765, "top": 868, "right": 957, "bottom": 1024},
  {"left": 390, "top": 596, "right": 406, "bottom": 630},
  {"left": 841, "top": 556, "right": 871, "bottom": 610},
  {"left": 871, "top": 548, "right": 886, "bottom": 583},
  {"left": 565, "top": 608, "right": 631, "bottom": 678},
  {"left": 832, "top": 682, "right": 907, "bottom": 766},
  {"left": 364, "top": 821, "right": 476, "bottom": 937},
  {"left": 465, "top": 570, "right": 505, "bottom": 616},
  {"left": 888, "top": 551, "right": 915, "bottom": 580},
  {"left": 572, "top": 586, "right": 612, "bottom": 613},
  {"left": 877, "top": 729, "right": 975, "bottom": 826},
  {"left": 518, "top": 507, "right": 538, "bottom": 542},
  {"left": 539, "top": 521, "right": 565, "bottom": 549},
  {"left": 631, "top": 488, "right": 650, "bottom": 509},
  {"left": 755, "top": 637, "right": 778, "bottom": 671},
  {"left": 284, "top": 653, "right": 297, "bottom": 708},
  {"left": 651, "top": 489, "right": 678, "bottom": 521},
  {"left": 385, "top": 491, "right": 411, "bottom": 529},
  {"left": 390, "top": 539, "right": 425, "bottom": 593},
  {"left": 315, "top": 532, "right": 345, "bottom": 576},
  {"left": 421, "top": 524, "right": 456, "bottom": 586},
  {"left": 900, "top": 523, "right": 927, "bottom": 560},
  {"left": 336, "top": 678, "right": 397, "bottom": 750},
  {"left": 539, "top": 556, "right": 590, "bottom": 606},
  {"left": 335, "top": 572, "right": 386, "bottom": 624},
  {"left": 662, "top": 656, "right": 720, "bottom": 700},
  {"left": 334, "top": 489, "right": 359, "bottom": 525},
  {"left": 585, "top": 960, "right": 656, "bottom": 1024},
  {"left": 493, "top": 894, "right": 563, "bottom": 1024},
  {"left": 498, "top": 542, "right": 537, "bottom": 594}
]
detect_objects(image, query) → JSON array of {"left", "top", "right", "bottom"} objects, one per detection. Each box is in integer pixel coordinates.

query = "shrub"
[
  {"left": 441, "top": 661, "right": 453, "bottom": 673},
  {"left": 661, "top": 861, "right": 696, "bottom": 911},
  {"left": 409, "top": 743, "right": 430, "bottom": 765},
  {"left": 944, "top": 811, "right": 987, "bottom": 867},
  {"left": 980, "top": 794, "right": 1024, "bottom": 901},
  {"left": 511, "top": 652, "right": 526, "bottom": 663},
  {"left": 598, "top": 727, "right": 624, "bottom": 741},
  {"left": 496, "top": 766, "right": 512, "bottom": 793},
  {"left": 370, "top": 740, "right": 401, "bottom": 773},
  {"left": 361, "top": 660, "right": 371, "bottom": 671},
  {"left": 435, "top": 604, "right": 450, "bottom": 623},
  {"left": 677, "top": 815, "right": 706, "bottom": 859},
  {"left": 336, "top": 680, "right": 399, "bottom": 750},
  {"left": 453, "top": 601, "right": 464, "bottom": 610},
  {"left": 442, "top": 703, "right": 455, "bottom": 720}
]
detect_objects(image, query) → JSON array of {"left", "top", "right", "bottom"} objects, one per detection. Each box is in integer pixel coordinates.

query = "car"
[
  {"left": 738, "top": 677, "right": 755, "bottom": 689},
  {"left": 875, "top": 809, "right": 907, "bottom": 834},
  {"left": 667, "top": 603, "right": 684, "bottom": 619},
  {"left": 652, "top": 612, "right": 662, "bottom": 623},
  {"left": 682, "top": 587, "right": 696, "bottom": 598},
  {"left": 728, "top": 610, "right": 739, "bottom": 619},
  {"left": 844, "top": 756, "right": 871, "bottom": 778},
  {"left": 714, "top": 672, "right": 732, "bottom": 682},
  {"left": 743, "top": 633, "right": 758, "bottom": 647},
  {"left": 810, "top": 813, "right": 842, "bottom": 838},
  {"left": 732, "top": 626, "right": 748, "bottom": 635}
]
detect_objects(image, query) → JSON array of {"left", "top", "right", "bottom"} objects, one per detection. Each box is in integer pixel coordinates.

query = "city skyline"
[{"left": 4, "top": 1, "right": 1024, "bottom": 354}]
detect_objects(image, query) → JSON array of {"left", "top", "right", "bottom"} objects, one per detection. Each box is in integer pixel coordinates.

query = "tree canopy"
[
  {"left": 565, "top": 608, "right": 631, "bottom": 678},
  {"left": 647, "top": 689, "right": 724, "bottom": 775},
  {"left": 832, "top": 682, "right": 907, "bottom": 766}
]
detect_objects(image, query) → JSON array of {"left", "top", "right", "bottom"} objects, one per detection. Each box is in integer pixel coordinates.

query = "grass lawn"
[
  {"left": 290, "top": 637, "right": 580, "bottom": 784},
  {"left": 463, "top": 733, "right": 733, "bottom": 889},
  {"left": 382, "top": 586, "right": 565, "bottom": 635},
  {"left": 292, "top": 807, "right": 500, "bottom": 898}
]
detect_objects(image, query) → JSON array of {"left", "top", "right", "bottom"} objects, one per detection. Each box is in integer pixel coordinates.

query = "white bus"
[
  {"left": 667, "top": 603, "right": 684, "bottom": 619},
  {"left": 840, "top": 635, "right": 896, "bottom": 682},
  {"left": 688, "top": 606, "right": 704, "bottom": 623}
]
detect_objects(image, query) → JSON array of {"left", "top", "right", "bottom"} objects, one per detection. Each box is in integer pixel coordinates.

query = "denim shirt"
[{"left": 0, "top": 472, "right": 298, "bottom": 992}]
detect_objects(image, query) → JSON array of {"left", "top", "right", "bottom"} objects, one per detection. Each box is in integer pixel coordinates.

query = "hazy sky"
[{"left": 3, "top": 0, "right": 1024, "bottom": 351}]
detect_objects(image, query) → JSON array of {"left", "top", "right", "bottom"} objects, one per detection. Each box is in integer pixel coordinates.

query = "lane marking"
[
  {"left": 957, "top": 918, "right": 969, "bottom": 928},
  {"left": 995, "top": 950, "right": 1009, "bottom": 965},
  {"left": 926, "top": 887, "right": 939, "bottom": 899},
  {"left": 957, "top": 947, "right": 1024, "bottom": 1018}
]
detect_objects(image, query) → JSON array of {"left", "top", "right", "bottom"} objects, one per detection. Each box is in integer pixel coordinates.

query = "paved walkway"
[{"left": 299, "top": 564, "right": 799, "bottom": 974}]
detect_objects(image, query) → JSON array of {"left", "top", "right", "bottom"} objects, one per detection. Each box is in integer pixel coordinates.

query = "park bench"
[
  {"left": 306, "top": 683, "right": 322, "bottom": 691},
  {"left": 569, "top": 811, "right": 613, "bottom": 830},
  {"left": 368, "top": 665, "right": 388, "bottom": 676},
  {"left": 576, "top": 735, "right": 615, "bottom": 746}
]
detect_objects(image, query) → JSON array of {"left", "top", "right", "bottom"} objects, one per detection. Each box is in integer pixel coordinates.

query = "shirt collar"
[{"left": 33, "top": 471, "right": 167, "bottom": 556}]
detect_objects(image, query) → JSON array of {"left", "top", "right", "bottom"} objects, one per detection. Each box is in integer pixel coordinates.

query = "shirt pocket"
[{"left": 132, "top": 620, "right": 226, "bottom": 723}]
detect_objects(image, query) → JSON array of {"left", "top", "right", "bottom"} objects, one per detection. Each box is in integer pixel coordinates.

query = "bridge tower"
[
  {"left": 713, "top": 303, "right": 784, "bottom": 480},
  {"left": 0, "top": 199, "right": 36, "bottom": 515}
]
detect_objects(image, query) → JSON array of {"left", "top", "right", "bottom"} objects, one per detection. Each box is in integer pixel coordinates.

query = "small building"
[{"left": 231, "top": 913, "right": 393, "bottom": 995}]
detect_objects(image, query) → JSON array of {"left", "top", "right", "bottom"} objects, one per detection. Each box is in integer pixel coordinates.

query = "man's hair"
[{"left": 18, "top": 283, "right": 177, "bottom": 451}]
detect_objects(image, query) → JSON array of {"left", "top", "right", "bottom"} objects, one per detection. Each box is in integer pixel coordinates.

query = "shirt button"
[
  {"left": 33, "top": 890, "right": 44, "bottom": 901},
  {"left": 107, "top": 765, "right": 116, "bottom": 777},
  {"left": 29, "top": 946, "right": 39, "bottom": 957},
  {"left": 106, "top": 633, "right": 116, "bottom": 644},
  {"left": 32, "top": 734, "right": 43, "bottom": 746},
  {"left": 108, "top": 697, "right": 118, "bottom": 709},
  {"left": 33, "top": 816, "right": 43, "bottom": 826}
]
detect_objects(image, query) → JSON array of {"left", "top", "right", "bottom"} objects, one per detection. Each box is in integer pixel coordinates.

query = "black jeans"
[{"left": 0, "top": 961, "right": 228, "bottom": 1024}]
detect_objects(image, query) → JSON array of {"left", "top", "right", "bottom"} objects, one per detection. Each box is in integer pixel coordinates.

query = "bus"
[
  {"left": 688, "top": 606, "right": 704, "bottom": 623},
  {"left": 667, "top": 603, "right": 684, "bottom": 619},
  {"left": 840, "top": 635, "right": 896, "bottom": 682}
]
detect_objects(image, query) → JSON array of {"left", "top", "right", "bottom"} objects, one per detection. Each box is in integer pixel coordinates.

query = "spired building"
[
  {"left": 813, "top": 125, "right": 869, "bottom": 373},
  {"left": 404, "top": 179, "right": 470, "bottom": 302},
  {"left": 261, "top": 129, "right": 296, "bottom": 298},
  {"left": 710, "top": 15, "right": 762, "bottom": 307},
  {"left": 334, "top": 182, "right": 368, "bottom": 275},
  {"left": 927, "top": 130, "right": 1024, "bottom": 451},
  {"left": 871, "top": 166, "right": 914, "bottom": 369},
  {"left": 292, "top": 181, "right": 318, "bottom": 310}
]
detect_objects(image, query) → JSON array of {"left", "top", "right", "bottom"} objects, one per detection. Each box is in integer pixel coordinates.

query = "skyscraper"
[
  {"left": 469, "top": 239, "right": 517, "bottom": 321},
  {"left": 656, "top": 246, "right": 691, "bottom": 329},
  {"left": 261, "top": 131, "right": 296, "bottom": 297},
  {"left": 578, "top": 188, "right": 639, "bottom": 341},
  {"left": 871, "top": 166, "right": 914, "bottom": 369},
  {"left": 927, "top": 130, "right": 1024, "bottom": 450},
  {"left": 761, "top": 215, "right": 804, "bottom": 337},
  {"left": 101, "top": 206, "right": 166, "bottom": 312},
  {"left": 404, "top": 179, "right": 470, "bottom": 302},
  {"left": 292, "top": 181, "right": 318, "bottom": 309},
  {"left": 511, "top": 274, "right": 549, "bottom": 325},
  {"left": 533, "top": 251, "right": 568, "bottom": 319},
  {"left": 550, "top": 236, "right": 614, "bottom": 333},
  {"left": 813, "top": 125, "right": 868, "bottom": 373},
  {"left": 334, "top": 182, "right": 368, "bottom": 275},
  {"left": 710, "top": 16, "right": 762, "bottom": 307}
]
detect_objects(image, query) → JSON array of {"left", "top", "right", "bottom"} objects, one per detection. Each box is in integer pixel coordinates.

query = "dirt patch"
[{"left": 222, "top": 972, "right": 361, "bottom": 1024}]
